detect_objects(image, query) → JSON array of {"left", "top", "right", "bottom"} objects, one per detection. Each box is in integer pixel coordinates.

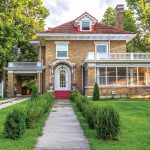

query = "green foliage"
[
  {"left": 4, "top": 109, "right": 26, "bottom": 139},
  {"left": 84, "top": 104, "right": 99, "bottom": 129},
  {"left": 31, "top": 82, "right": 38, "bottom": 101},
  {"left": 101, "top": 5, "right": 150, "bottom": 52},
  {"left": 102, "top": 7, "right": 116, "bottom": 27},
  {"left": 93, "top": 83, "right": 100, "bottom": 100},
  {"left": 72, "top": 92, "right": 120, "bottom": 141},
  {"left": 70, "top": 91, "right": 79, "bottom": 102},
  {"left": 26, "top": 92, "right": 54, "bottom": 128},
  {"left": 0, "top": 0, "right": 49, "bottom": 40},
  {"left": 95, "top": 106, "right": 120, "bottom": 140}
]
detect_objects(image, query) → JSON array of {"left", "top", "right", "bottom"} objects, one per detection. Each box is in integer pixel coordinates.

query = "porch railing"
[{"left": 85, "top": 52, "right": 150, "bottom": 61}]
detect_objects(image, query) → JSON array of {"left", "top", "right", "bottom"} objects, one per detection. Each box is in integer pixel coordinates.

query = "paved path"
[
  {"left": 35, "top": 100, "right": 90, "bottom": 150},
  {"left": 0, "top": 97, "right": 30, "bottom": 109}
]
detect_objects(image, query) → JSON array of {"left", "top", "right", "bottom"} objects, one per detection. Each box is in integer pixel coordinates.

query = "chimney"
[{"left": 115, "top": 4, "right": 124, "bottom": 31}]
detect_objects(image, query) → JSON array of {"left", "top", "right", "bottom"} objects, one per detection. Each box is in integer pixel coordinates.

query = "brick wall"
[
  {"left": 43, "top": 40, "right": 126, "bottom": 92},
  {"left": 85, "top": 87, "right": 150, "bottom": 98},
  {"left": 8, "top": 73, "right": 14, "bottom": 97}
]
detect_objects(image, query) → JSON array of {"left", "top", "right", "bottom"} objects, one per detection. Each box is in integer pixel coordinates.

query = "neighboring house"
[{"left": 7, "top": 5, "right": 150, "bottom": 98}]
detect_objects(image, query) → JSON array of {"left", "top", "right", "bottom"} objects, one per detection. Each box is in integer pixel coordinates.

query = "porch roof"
[{"left": 7, "top": 62, "right": 45, "bottom": 74}]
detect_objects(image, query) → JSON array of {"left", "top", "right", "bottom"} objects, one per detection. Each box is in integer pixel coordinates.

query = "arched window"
[{"left": 60, "top": 70, "right": 66, "bottom": 88}]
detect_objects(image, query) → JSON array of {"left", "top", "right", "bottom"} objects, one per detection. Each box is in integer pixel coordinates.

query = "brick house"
[{"left": 7, "top": 5, "right": 150, "bottom": 98}]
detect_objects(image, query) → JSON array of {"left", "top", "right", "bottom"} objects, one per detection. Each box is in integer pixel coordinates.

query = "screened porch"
[
  {"left": 85, "top": 66, "right": 150, "bottom": 87},
  {"left": 97, "top": 67, "right": 150, "bottom": 87}
]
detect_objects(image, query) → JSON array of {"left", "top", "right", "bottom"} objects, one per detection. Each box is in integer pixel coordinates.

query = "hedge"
[
  {"left": 4, "top": 92, "right": 54, "bottom": 139},
  {"left": 71, "top": 91, "right": 120, "bottom": 141}
]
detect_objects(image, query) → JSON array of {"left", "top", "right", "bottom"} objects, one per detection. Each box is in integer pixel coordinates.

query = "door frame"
[{"left": 54, "top": 65, "right": 71, "bottom": 91}]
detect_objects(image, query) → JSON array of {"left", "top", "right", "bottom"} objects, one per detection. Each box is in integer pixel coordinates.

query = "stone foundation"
[{"left": 85, "top": 86, "right": 150, "bottom": 98}]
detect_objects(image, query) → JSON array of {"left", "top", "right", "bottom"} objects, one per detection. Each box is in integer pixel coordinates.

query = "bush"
[
  {"left": 95, "top": 106, "right": 120, "bottom": 140},
  {"left": 70, "top": 91, "right": 79, "bottom": 102},
  {"left": 93, "top": 83, "right": 100, "bottom": 100},
  {"left": 4, "top": 109, "right": 26, "bottom": 139},
  {"left": 31, "top": 82, "right": 38, "bottom": 101},
  {"left": 85, "top": 103, "right": 99, "bottom": 129},
  {"left": 26, "top": 92, "right": 54, "bottom": 128}
]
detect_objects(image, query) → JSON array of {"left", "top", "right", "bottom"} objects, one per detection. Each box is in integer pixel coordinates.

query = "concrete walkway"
[
  {"left": 0, "top": 97, "right": 30, "bottom": 109},
  {"left": 35, "top": 100, "right": 90, "bottom": 150}
]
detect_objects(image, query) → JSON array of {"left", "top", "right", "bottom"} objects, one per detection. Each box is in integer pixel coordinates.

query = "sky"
[{"left": 42, "top": 0, "right": 126, "bottom": 29}]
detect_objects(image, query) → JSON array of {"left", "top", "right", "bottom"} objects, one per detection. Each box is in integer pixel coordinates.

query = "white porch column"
[
  {"left": 126, "top": 67, "right": 128, "bottom": 86},
  {"left": 130, "top": 67, "right": 133, "bottom": 85},
  {"left": 96, "top": 67, "right": 100, "bottom": 85},
  {"left": 106, "top": 67, "right": 107, "bottom": 86}
]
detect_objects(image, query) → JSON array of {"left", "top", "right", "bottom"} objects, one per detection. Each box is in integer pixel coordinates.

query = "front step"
[{"left": 54, "top": 91, "right": 71, "bottom": 99}]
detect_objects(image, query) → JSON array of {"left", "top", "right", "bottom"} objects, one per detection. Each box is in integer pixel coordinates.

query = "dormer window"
[{"left": 82, "top": 21, "right": 91, "bottom": 31}]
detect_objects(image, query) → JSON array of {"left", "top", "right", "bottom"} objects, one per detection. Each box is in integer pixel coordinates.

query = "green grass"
[
  {"left": 72, "top": 100, "right": 150, "bottom": 150},
  {"left": 0, "top": 97, "right": 6, "bottom": 101},
  {"left": 0, "top": 100, "right": 53, "bottom": 150}
]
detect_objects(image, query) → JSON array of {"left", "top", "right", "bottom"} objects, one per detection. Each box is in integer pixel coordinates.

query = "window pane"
[
  {"left": 107, "top": 67, "right": 116, "bottom": 85},
  {"left": 138, "top": 67, "right": 147, "bottom": 85},
  {"left": 82, "top": 21, "right": 90, "bottom": 30},
  {"left": 99, "top": 68, "right": 106, "bottom": 85},
  {"left": 117, "top": 67, "right": 127, "bottom": 85},
  {"left": 96, "top": 45, "right": 107, "bottom": 53},
  {"left": 57, "top": 51, "right": 67, "bottom": 57}
]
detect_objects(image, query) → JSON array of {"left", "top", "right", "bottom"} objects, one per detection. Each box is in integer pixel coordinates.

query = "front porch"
[
  {"left": 83, "top": 53, "right": 150, "bottom": 97},
  {"left": 7, "top": 62, "right": 45, "bottom": 97}
]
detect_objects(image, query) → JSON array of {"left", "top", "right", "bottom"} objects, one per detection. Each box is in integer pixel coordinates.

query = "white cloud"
[{"left": 43, "top": 0, "right": 126, "bottom": 29}]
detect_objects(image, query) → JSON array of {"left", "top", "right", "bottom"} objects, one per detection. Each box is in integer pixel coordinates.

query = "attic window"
[{"left": 81, "top": 21, "right": 91, "bottom": 31}]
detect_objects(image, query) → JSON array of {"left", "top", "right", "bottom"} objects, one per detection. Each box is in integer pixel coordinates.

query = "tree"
[
  {"left": 101, "top": 5, "right": 150, "bottom": 52},
  {"left": 0, "top": 0, "right": 49, "bottom": 96},
  {"left": 102, "top": 7, "right": 116, "bottom": 27},
  {"left": 0, "top": 0, "right": 49, "bottom": 40},
  {"left": 126, "top": 0, "right": 150, "bottom": 50}
]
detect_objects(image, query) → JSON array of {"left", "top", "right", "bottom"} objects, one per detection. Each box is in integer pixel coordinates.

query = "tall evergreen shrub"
[
  {"left": 31, "top": 82, "right": 38, "bottom": 101},
  {"left": 4, "top": 109, "right": 26, "bottom": 139},
  {"left": 95, "top": 106, "right": 120, "bottom": 140},
  {"left": 93, "top": 83, "right": 100, "bottom": 100}
]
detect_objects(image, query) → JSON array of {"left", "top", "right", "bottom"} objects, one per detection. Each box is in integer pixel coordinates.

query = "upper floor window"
[
  {"left": 56, "top": 42, "right": 69, "bottom": 59},
  {"left": 81, "top": 21, "right": 91, "bottom": 31},
  {"left": 95, "top": 42, "right": 109, "bottom": 53},
  {"left": 95, "top": 42, "right": 109, "bottom": 59}
]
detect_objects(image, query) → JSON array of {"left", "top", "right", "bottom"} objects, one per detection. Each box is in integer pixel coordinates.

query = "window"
[
  {"left": 60, "top": 70, "right": 66, "bottom": 88},
  {"left": 56, "top": 43, "right": 68, "bottom": 58},
  {"left": 96, "top": 45, "right": 108, "bottom": 53},
  {"left": 82, "top": 21, "right": 91, "bottom": 30},
  {"left": 95, "top": 42, "right": 109, "bottom": 59}
]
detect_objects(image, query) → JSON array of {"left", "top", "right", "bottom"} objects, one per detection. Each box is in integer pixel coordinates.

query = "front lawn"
[
  {"left": 0, "top": 99, "right": 53, "bottom": 150},
  {"left": 0, "top": 97, "right": 6, "bottom": 101},
  {"left": 73, "top": 100, "right": 150, "bottom": 150}
]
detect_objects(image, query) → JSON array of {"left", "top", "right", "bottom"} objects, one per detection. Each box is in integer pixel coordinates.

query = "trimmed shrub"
[
  {"left": 95, "top": 106, "right": 120, "bottom": 140},
  {"left": 4, "top": 109, "right": 26, "bottom": 139},
  {"left": 31, "top": 82, "right": 38, "bottom": 101},
  {"left": 93, "top": 83, "right": 100, "bottom": 100},
  {"left": 70, "top": 91, "right": 79, "bottom": 102},
  {"left": 85, "top": 103, "right": 99, "bottom": 129},
  {"left": 26, "top": 92, "right": 54, "bottom": 128}
]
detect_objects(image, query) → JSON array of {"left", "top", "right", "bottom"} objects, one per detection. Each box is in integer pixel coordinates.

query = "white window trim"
[
  {"left": 94, "top": 42, "right": 109, "bottom": 53},
  {"left": 80, "top": 20, "right": 92, "bottom": 31},
  {"left": 56, "top": 42, "right": 69, "bottom": 59}
]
